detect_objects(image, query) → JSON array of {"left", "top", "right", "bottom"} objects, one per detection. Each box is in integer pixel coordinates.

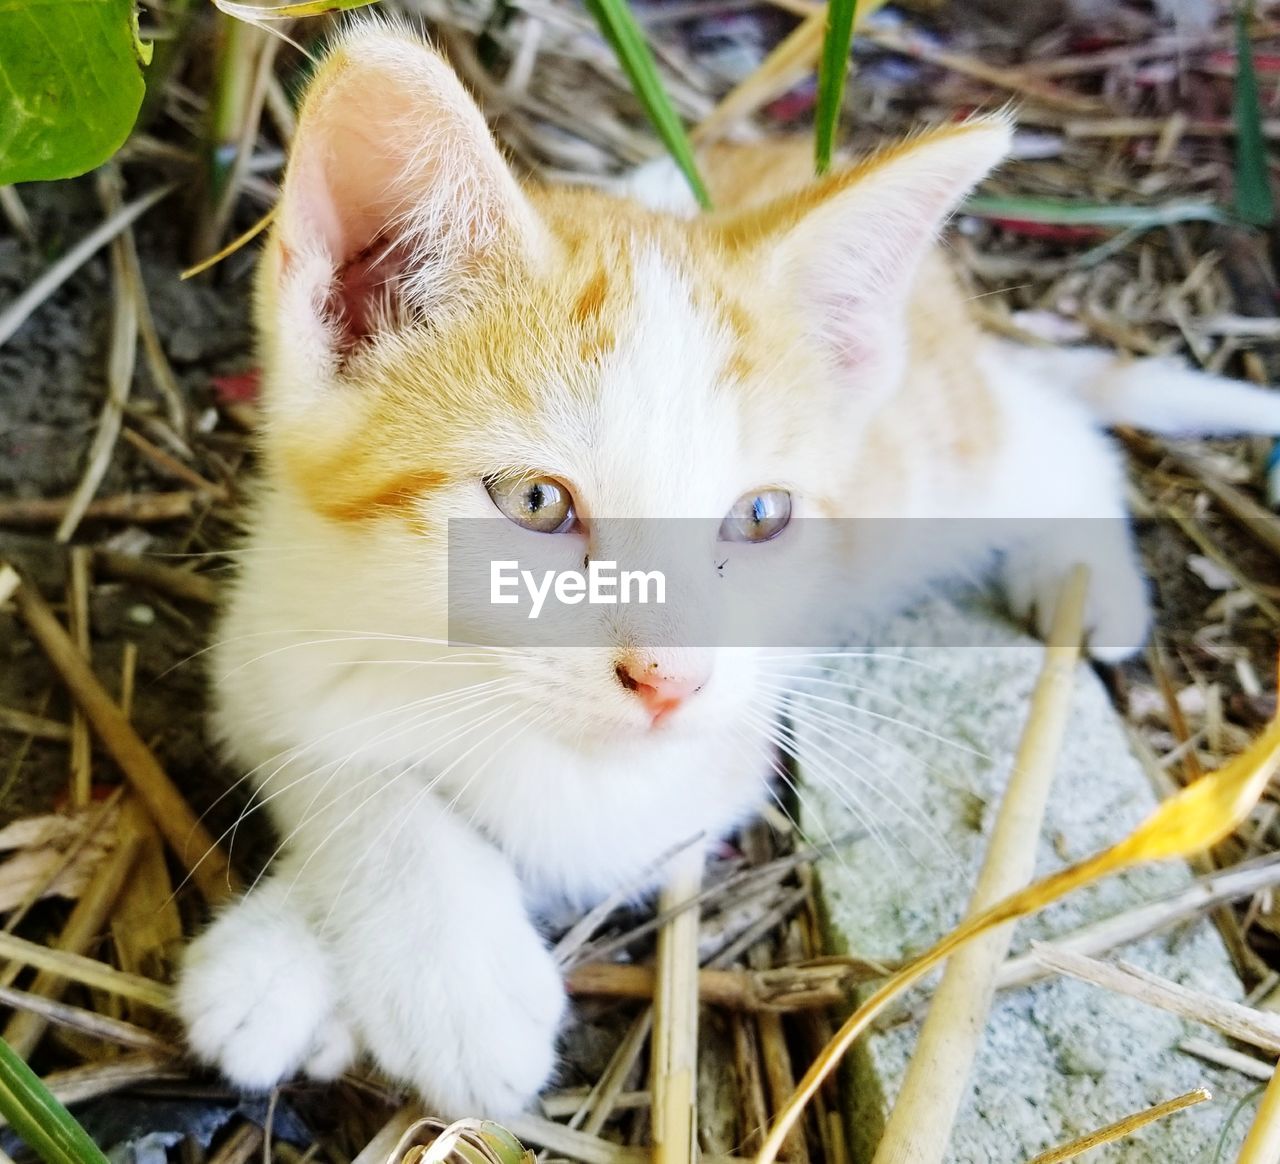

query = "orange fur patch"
[
  {"left": 298, "top": 463, "right": 451, "bottom": 525},
  {"left": 571, "top": 268, "right": 610, "bottom": 325}
]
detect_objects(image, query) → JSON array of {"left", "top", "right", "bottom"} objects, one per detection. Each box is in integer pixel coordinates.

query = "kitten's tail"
[{"left": 989, "top": 339, "right": 1280, "bottom": 436}]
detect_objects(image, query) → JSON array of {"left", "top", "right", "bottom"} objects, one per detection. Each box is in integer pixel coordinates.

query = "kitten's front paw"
[
  {"left": 358, "top": 913, "right": 566, "bottom": 1117},
  {"left": 176, "top": 883, "right": 354, "bottom": 1089},
  {"left": 1002, "top": 536, "right": 1150, "bottom": 662}
]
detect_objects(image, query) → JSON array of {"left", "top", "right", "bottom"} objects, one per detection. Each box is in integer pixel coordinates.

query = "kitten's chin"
[{"left": 540, "top": 700, "right": 731, "bottom": 749}]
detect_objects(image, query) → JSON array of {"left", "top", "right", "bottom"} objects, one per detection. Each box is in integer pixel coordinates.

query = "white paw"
[
  {"left": 176, "top": 883, "right": 355, "bottom": 1090},
  {"left": 303, "top": 1015, "right": 357, "bottom": 1080},
  {"left": 351, "top": 911, "right": 566, "bottom": 1117},
  {"left": 1002, "top": 536, "right": 1150, "bottom": 662}
]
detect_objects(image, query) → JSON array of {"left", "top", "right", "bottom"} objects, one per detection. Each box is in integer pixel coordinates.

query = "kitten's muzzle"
[{"left": 614, "top": 655, "right": 707, "bottom": 726}]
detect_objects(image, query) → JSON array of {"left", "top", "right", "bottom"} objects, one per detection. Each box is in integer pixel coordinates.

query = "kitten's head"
[{"left": 248, "top": 23, "right": 1009, "bottom": 744}]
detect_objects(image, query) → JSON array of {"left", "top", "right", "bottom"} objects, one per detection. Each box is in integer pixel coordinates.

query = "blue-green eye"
[
  {"left": 719, "top": 489, "right": 791, "bottom": 543},
  {"left": 486, "top": 475, "right": 577, "bottom": 533}
]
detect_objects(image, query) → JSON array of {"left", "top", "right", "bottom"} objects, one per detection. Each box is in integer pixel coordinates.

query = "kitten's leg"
[
  {"left": 176, "top": 874, "right": 355, "bottom": 1088},
  {"left": 1000, "top": 514, "right": 1149, "bottom": 663},
  {"left": 979, "top": 344, "right": 1152, "bottom": 660},
  {"left": 280, "top": 779, "right": 566, "bottom": 1117}
]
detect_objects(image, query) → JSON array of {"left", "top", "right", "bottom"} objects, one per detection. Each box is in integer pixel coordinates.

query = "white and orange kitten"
[{"left": 177, "top": 23, "right": 1280, "bottom": 1116}]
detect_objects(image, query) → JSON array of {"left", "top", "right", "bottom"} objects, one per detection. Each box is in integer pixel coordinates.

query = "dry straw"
[
  {"left": 870, "top": 565, "right": 1090, "bottom": 1164},
  {"left": 651, "top": 839, "right": 707, "bottom": 1164},
  {"left": 1025, "top": 1089, "right": 1212, "bottom": 1164},
  {"left": 6, "top": 570, "right": 238, "bottom": 903}
]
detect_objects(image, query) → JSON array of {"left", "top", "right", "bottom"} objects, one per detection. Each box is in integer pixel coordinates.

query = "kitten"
[{"left": 176, "top": 22, "right": 1280, "bottom": 1116}]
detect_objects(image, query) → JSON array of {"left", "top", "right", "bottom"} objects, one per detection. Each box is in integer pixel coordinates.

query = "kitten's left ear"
[
  {"left": 722, "top": 116, "right": 1011, "bottom": 380},
  {"left": 266, "top": 24, "right": 547, "bottom": 381}
]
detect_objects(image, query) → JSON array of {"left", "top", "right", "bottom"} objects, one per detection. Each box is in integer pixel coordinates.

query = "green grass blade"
[
  {"left": 0, "top": 1037, "right": 110, "bottom": 1164},
  {"left": 1234, "top": 3, "right": 1275, "bottom": 227},
  {"left": 815, "top": 0, "right": 858, "bottom": 174},
  {"left": 582, "top": 0, "right": 711, "bottom": 210},
  {"left": 963, "top": 195, "right": 1231, "bottom": 229}
]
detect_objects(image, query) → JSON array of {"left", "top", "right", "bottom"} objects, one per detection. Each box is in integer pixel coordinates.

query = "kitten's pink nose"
[{"left": 615, "top": 658, "right": 706, "bottom": 724}]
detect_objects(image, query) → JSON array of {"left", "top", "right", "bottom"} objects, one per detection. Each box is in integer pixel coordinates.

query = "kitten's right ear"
[{"left": 265, "top": 25, "right": 545, "bottom": 387}]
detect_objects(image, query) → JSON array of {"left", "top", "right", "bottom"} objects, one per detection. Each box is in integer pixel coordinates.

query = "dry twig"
[
  {"left": 871, "top": 566, "right": 1089, "bottom": 1164},
  {"left": 10, "top": 569, "right": 237, "bottom": 902},
  {"left": 1033, "top": 944, "right": 1280, "bottom": 1053},
  {"left": 1025, "top": 1089, "right": 1211, "bottom": 1164},
  {"left": 652, "top": 840, "right": 706, "bottom": 1164}
]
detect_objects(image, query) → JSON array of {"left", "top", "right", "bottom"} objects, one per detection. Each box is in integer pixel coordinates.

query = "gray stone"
[{"left": 796, "top": 590, "right": 1254, "bottom": 1164}]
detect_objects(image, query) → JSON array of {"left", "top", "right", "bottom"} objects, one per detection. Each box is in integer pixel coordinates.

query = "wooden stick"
[
  {"left": 207, "top": 1123, "right": 265, "bottom": 1164},
  {"left": 1238, "top": 1068, "right": 1280, "bottom": 1164},
  {"left": 0, "top": 982, "right": 172, "bottom": 1053},
  {"left": 859, "top": 24, "right": 1102, "bottom": 113},
  {"left": 574, "top": 1010, "right": 653, "bottom": 1135},
  {"left": 0, "top": 491, "right": 201, "bottom": 528},
  {"left": 3, "top": 829, "right": 142, "bottom": 1056},
  {"left": 112, "top": 797, "right": 184, "bottom": 1010},
  {"left": 1179, "top": 1038, "right": 1273, "bottom": 1081},
  {"left": 996, "top": 854, "right": 1280, "bottom": 992},
  {"left": 0, "top": 930, "right": 171, "bottom": 1010},
  {"left": 751, "top": 927, "right": 807, "bottom": 1164},
  {"left": 652, "top": 839, "right": 706, "bottom": 1164},
  {"left": 504, "top": 1113, "right": 746, "bottom": 1164},
  {"left": 120, "top": 427, "right": 228, "bottom": 500},
  {"left": 732, "top": 1014, "right": 771, "bottom": 1156},
  {"left": 0, "top": 707, "right": 70, "bottom": 742},
  {"left": 1175, "top": 450, "right": 1280, "bottom": 561},
  {"left": 66, "top": 546, "right": 93, "bottom": 809},
  {"left": 95, "top": 548, "right": 218, "bottom": 606},
  {"left": 0, "top": 563, "right": 17, "bottom": 606},
  {"left": 870, "top": 565, "right": 1089, "bottom": 1164},
  {"left": 120, "top": 640, "right": 138, "bottom": 718},
  {"left": 566, "top": 961, "right": 853, "bottom": 1011},
  {"left": 54, "top": 170, "right": 141, "bottom": 544},
  {"left": 10, "top": 570, "right": 238, "bottom": 902},
  {"left": 543, "top": 1089, "right": 650, "bottom": 1119},
  {"left": 1064, "top": 116, "right": 1280, "bottom": 140},
  {"left": 0, "top": 186, "right": 35, "bottom": 245},
  {"left": 1025, "top": 1089, "right": 1210, "bottom": 1164},
  {"left": 1034, "top": 944, "right": 1280, "bottom": 1054},
  {"left": 0, "top": 185, "right": 172, "bottom": 351}
]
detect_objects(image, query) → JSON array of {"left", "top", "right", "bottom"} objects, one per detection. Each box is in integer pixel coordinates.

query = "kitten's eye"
[
  {"left": 719, "top": 489, "right": 792, "bottom": 543},
  {"left": 486, "top": 475, "right": 577, "bottom": 533}
]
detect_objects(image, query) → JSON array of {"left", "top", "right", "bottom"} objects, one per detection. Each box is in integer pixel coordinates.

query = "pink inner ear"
[
  {"left": 275, "top": 41, "right": 540, "bottom": 366},
  {"left": 326, "top": 237, "right": 416, "bottom": 354},
  {"left": 281, "top": 90, "right": 428, "bottom": 358}
]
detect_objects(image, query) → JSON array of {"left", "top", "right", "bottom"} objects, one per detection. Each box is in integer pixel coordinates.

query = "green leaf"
[
  {"left": 1233, "top": 2, "right": 1275, "bottom": 227},
  {"left": 815, "top": 0, "right": 858, "bottom": 175},
  {"left": 581, "top": 0, "right": 711, "bottom": 210},
  {"left": 0, "top": 0, "right": 148, "bottom": 184},
  {"left": 0, "top": 1036, "right": 110, "bottom": 1164}
]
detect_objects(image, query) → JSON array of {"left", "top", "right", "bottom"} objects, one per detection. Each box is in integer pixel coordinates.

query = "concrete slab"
[{"left": 796, "top": 590, "right": 1255, "bottom": 1163}]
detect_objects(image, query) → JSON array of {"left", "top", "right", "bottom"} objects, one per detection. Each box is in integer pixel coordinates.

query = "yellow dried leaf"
[{"left": 1109, "top": 711, "right": 1280, "bottom": 864}]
